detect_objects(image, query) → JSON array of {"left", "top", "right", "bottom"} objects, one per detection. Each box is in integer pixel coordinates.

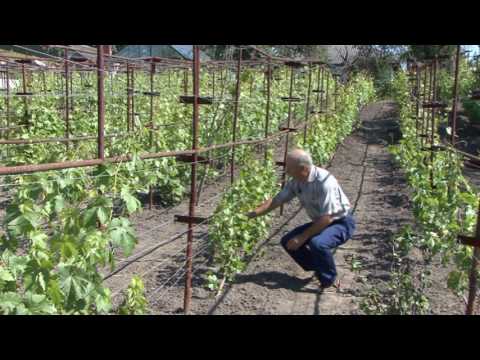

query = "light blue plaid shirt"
[{"left": 274, "top": 166, "right": 351, "bottom": 221}]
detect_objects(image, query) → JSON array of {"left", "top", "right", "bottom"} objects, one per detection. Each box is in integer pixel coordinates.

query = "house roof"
[
  {"left": 116, "top": 45, "right": 210, "bottom": 61},
  {"left": 67, "top": 45, "right": 97, "bottom": 62},
  {"left": 0, "top": 45, "right": 53, "bottom": 60}
]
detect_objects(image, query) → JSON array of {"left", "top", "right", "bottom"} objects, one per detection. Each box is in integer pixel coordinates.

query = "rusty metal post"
[
  {"left": 451, "top": 45, "right": 461, "bottom": 147},
  {"left": 109, "top": 63, "right": 113, "bottom": 98},
  {"left": 212, "top": 68, "right": 215, "bottom": 98},
  {"left": 148, "top": 60, "right": 156, "bottom": 210},
  {"left": 97, "top": 45, "right": 105, "bottom": 160},
  {"left": 21, "top": 63, "right": 28, "bottom": 128},
  {"left": 280, "top": 64, "right": 296, "bottom": 216},
  {"left": 303, "top": 62, "right": 313, "bottom": 145},
  {"left": 423, "top": 63, "right": 433, "bottom": 149},
  {"left": 466, "top": 200, "right": 480, "bottom": 315},
  {"left": 263, "top": 66, "right": 267, "bottom": 93},
  {"left": 250, "top": 74, "right": 254, "bottom": 97},
  {"left": 131, "top": 66, "right": 135, "bottom": 131},
  {"left": 230, "top": 48, "right": 242, "bottom": 185},
  {"left": 64, "top": 49, "right": 70, "bottom": 150},
  {"left": 42, "top": 70, "right": 46, "bottom": 94},
  {"left": 325, "top": 70, "right": 330, "bottom": 114},
  {"left": 333, "top": 74, "right": 338, "bottom": 112},
  {"left": 316, "top": 65, "right": 322, "bottom": 106},
  {"left": 183, "top": 45, "right": 201, "bottom": 315},
  {"left": 21, "top": 63, "right": 26, "bottom": 93},
  {"left": 415, "top": 64, "right": 420, "bottom": 137},
  {"left": 126, "top": 64, "right": 131, "bottom": 132},
  {"left": 264, "top": 59, "right": 272, "bottom": 161},
  {"left": 421, "top": 64, "right": 429, "bottom": 147},
  {"left": 320, "top": 65, "right": 325, "bottom": 112},
  {"left": 427, "top": 63, "right": 433, "bottom": 145},
  {"left": 183, "top": 68, "right": 188, "bottom": 95},
  {"left": 149, "top": 60, "right": 155, "bottom": 148},
  {"left": 5, "top": 64, "right": 9, "bottom": 140},
  {"left": 430, "top": 57, "right": 438, "bottom": 188},
  {"left": 70, "top": 68, "right": 74, "bottom": 112}
]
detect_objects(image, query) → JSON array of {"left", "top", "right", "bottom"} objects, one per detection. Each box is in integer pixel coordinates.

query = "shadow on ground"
[{"left": 233, "top": 271, "right": 319, "bottom": 294}]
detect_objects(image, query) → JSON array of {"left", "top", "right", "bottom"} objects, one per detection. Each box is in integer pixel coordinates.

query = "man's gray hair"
[{"left": 287, "top": 149, "right": 313, "bottom": 168}]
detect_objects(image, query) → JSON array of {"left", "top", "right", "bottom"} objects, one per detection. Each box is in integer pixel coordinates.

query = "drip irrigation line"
[
  {"left": 150, "top": 244, "right": 211, "bottom": 300},
  {"left": 102, "top": 216, "right": 212, "bottom": 281}
]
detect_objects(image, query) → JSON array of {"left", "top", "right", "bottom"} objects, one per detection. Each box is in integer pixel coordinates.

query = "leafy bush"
[{"left": 462, "top": 99, "right": 480, "bottom": 123}]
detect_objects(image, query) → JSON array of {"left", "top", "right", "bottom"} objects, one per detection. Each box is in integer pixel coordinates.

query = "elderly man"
[{"left": 246, "top": 148, "right": 355, "bottom": 289}]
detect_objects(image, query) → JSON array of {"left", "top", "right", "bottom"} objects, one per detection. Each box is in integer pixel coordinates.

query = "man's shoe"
[
  {"left": 314, "top": 273, "right": 341, "bottom": 291},
  {"left": 299, "top": 274, "right": 316, "bottom": 286},
  {"left": 320, "top": 279, "right": 341, "bottom": 291}
]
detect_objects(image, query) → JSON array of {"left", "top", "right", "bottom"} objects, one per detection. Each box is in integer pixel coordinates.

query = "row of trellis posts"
[
  {"left": 406, "top": 47, "right": 480, "bottom": 315},
  {"left": 0, "top": 45, "right": 342, "bottom": 314}
]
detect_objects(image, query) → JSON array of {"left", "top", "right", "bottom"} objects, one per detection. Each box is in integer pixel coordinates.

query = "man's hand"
[
  {"left": 286, "top": 234, "right": 308, "bottom": 251},
  {"left": 244, "top": 198, "right": 280, "bottom": 221}
]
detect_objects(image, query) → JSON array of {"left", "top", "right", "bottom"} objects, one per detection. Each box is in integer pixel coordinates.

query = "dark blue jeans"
[{"left": 280, "top": 214, "right": 356, "bottom": 286}]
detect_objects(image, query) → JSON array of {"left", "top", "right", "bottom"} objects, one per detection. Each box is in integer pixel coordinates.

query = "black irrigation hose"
[{"left": 102, "top": 217, "right": 211, "bottom": 281}]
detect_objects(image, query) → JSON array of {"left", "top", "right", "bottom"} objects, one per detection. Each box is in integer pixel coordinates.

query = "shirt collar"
[{"left": 307, "top": 166, "right": 316, "bottom": 183}]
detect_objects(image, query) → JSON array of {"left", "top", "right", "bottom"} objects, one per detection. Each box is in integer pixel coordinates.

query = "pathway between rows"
[{"left": 207, "top": 100, "right": 414, "bottom": 314}]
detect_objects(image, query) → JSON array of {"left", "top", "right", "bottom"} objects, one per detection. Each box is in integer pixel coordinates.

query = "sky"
[{"left": 464, "top": 45, "right": 479, "bottom": 57}]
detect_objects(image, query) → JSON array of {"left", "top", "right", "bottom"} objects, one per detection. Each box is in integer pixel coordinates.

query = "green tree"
[{"left": 408, "top": 45, "right": 457, "bottom": 60}]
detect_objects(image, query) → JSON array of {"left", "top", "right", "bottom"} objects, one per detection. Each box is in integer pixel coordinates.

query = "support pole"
[
  {"left": 316, "top": 65, "right": 322, "bottom": 106},
  {"left": 280, "top": 64, "right": 296, "bottom": 216},
  {"left": 333, "top": 74, "right": 338, "bottom": 112},
  {"left": 183, "top": 68, "right": 188, "bottom": 95},
  {"left": 149, "top": 60, "right": 156, "bottom": 210},
  {"left": 303, "top": 62, "right": 312, "bottom": 145},
  {"left": 131, "top": 66, "right": 135, "bottom": 131},
  {"left": 126, "top": 64, "right": 131, "bottom": 132},
  {"left": 325, "top": 70, "right": 330, "bottom": 114},
  {"left": 97, "top": 45, "right": 105, "bottom": 160},
  {"left": 70, "top": 67, "right": 74, "bottom": 111},
  {"left": 64, "top": 49, "right": 70, "bottom": 150},
  {"left": 264, "top": 59, "right": 272, "bottom": 161},
  {"left": 415, "top": 64, "right": 420, "bottom": 137},
  {"left": 183, "top": 45, "right": 201, "bottom": 315},
  {"left": 21, "top": 63, "right": 28, "bottom": 128},
  {"left": 212, "top": 68, "right": 215, "bottom": 98},
  {"left": 230, "top": 48, "right": 242, "bottom": 185},
  {"left": 451, "top": 45, "right": 461, "bottom": 147},
  {"left": 42, "top": 70, "right": 46, "bottom": 94},
  {"left": 5, "top": 64, "right": 9, "bottom": 140},
  {"left": 420, "top": 64, "right": 429, "bottom": 147},
  {"left": 430, "top": 57, "right": 438, "bottom": 188}
]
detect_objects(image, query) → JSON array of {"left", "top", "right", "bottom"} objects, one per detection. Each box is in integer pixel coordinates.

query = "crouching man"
[{"left": 246, "top": 149, "right": 355, "bottom": 289}]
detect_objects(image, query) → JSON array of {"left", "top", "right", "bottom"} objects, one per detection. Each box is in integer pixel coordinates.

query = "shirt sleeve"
[{"left": 272, "top": 181, "right": 296, "bottom": 205}]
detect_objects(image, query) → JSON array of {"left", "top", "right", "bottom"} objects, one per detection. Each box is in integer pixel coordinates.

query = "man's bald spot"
[{"left": 286, "top": 149, "right": 313, "bottom": 169}]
